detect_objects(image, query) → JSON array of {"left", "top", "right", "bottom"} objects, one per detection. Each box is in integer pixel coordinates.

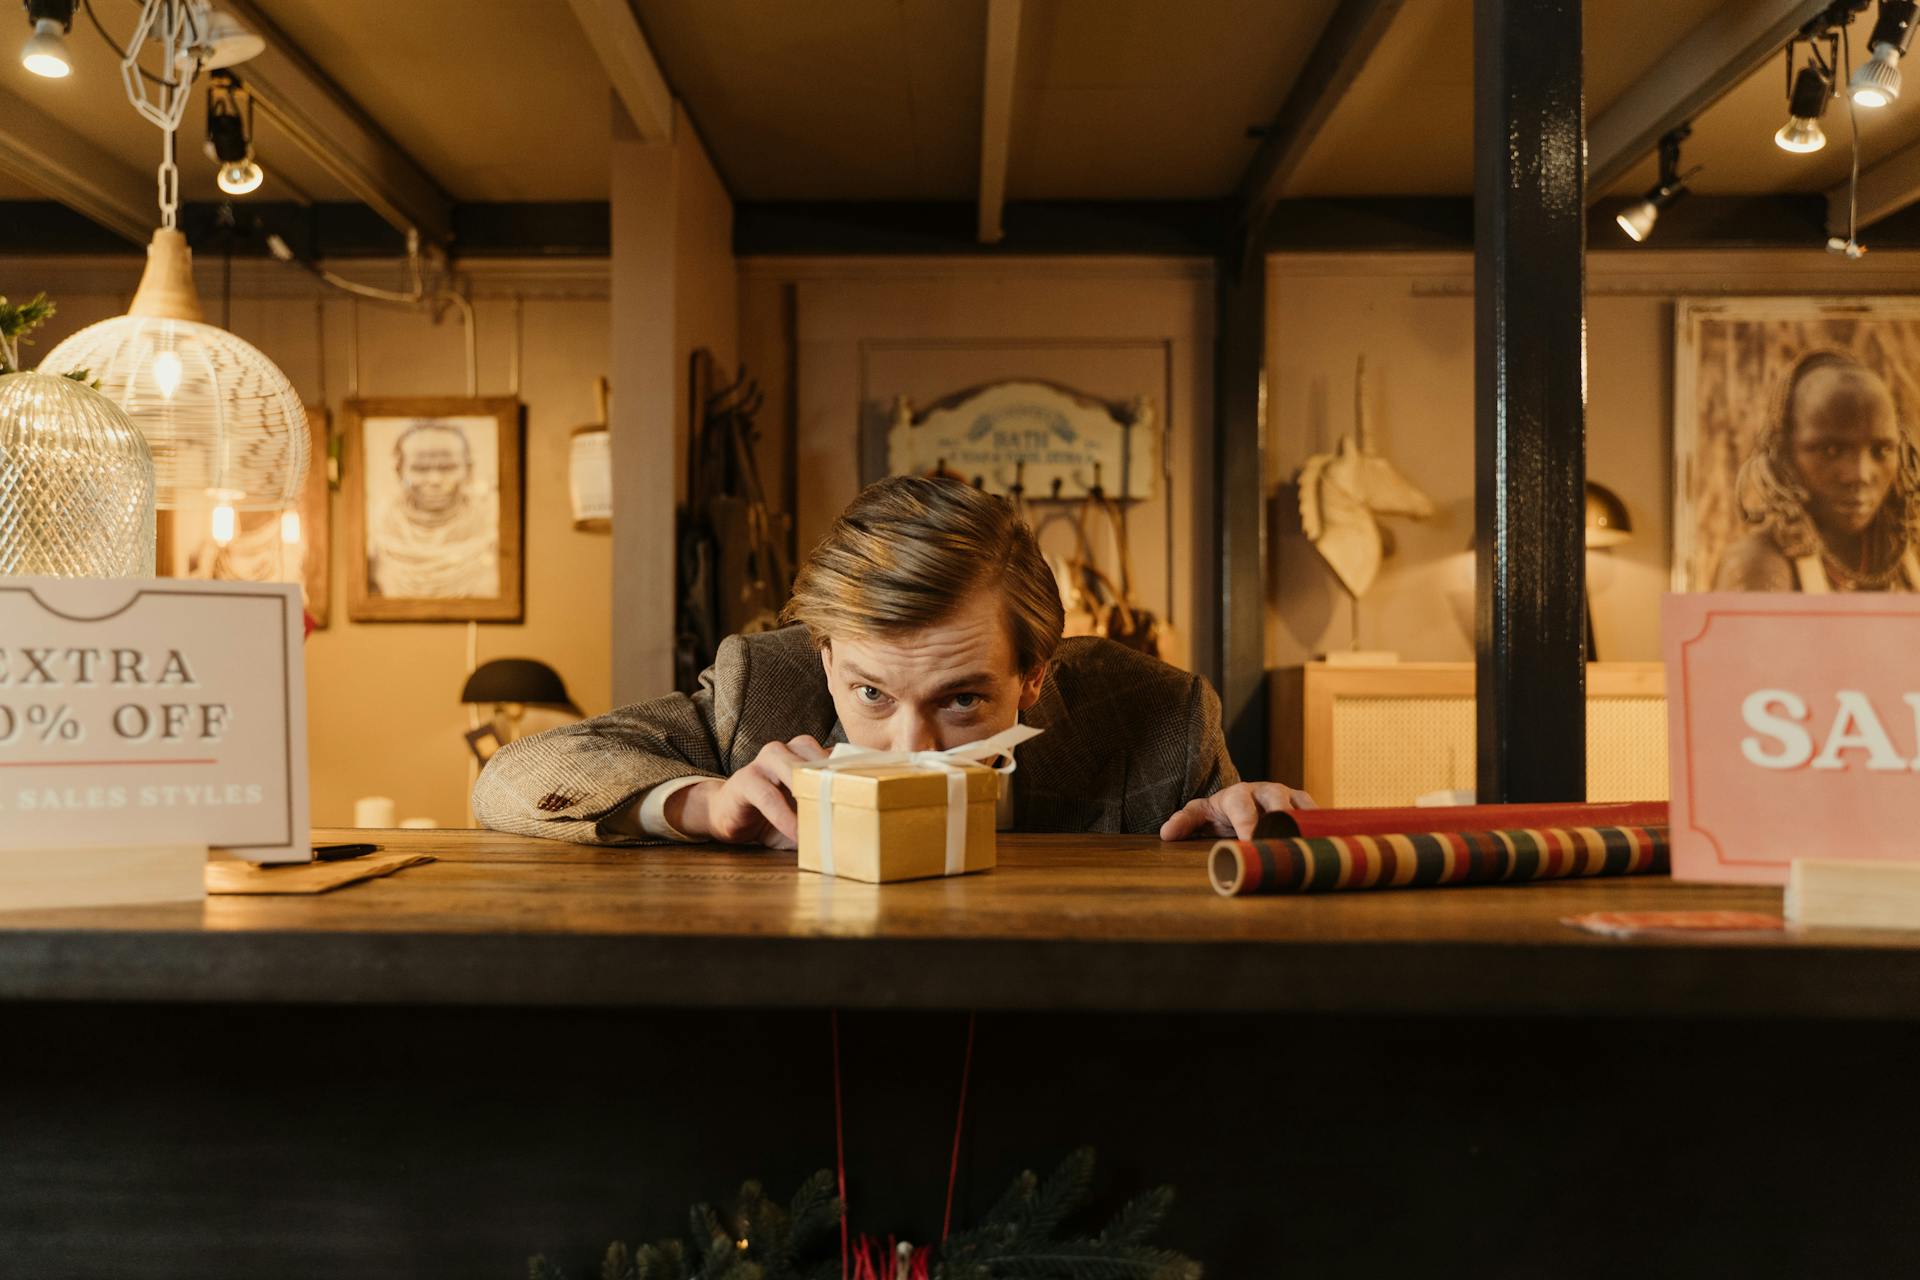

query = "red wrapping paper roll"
[
  {"left": 1209, "top": 825, "right": 1669, "bottom": 897},
  {"left": 1254, "top": 801, "right": 1669, "bottom": 841}
]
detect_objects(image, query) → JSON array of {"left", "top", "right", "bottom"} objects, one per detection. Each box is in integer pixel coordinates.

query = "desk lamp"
[{"left": 460, "top": 659, "right": 582, "bottom": 761}]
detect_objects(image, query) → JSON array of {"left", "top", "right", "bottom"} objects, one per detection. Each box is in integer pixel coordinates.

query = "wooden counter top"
[{"left": 1, "top": 828, "right": 1917, "bottom": 1016}]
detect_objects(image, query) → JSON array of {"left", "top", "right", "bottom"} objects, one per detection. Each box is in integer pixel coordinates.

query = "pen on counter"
[{"left": 313, "top": 843, "right": 381, "bottom": 862}]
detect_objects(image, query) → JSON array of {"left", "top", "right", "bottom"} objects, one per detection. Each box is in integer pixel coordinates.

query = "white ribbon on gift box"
[{"left": 807, "top": 724, "right": 1044, "bottom": 877}]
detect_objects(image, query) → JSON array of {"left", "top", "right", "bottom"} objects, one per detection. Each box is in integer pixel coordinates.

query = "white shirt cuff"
[{"left": 635, "top": 775, "right": 712, "bottom": 842}]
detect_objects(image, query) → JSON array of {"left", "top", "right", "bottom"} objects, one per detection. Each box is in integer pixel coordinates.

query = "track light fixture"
[
  {"left": 18, "top": 1, "right": 260, "bottom": 85},
  {"left": 1778, "top": 66, "right": 1832, "bottom": 152},
  {"left": 19, "top": 0, "right": 74, "bottom": 78},
  {"left": 1850, "top": 0, "right": 1917, "bottom": 106},
  {"left": 204, "top": 70, "right": 263, "bottom": 196},
  {"left": 1617, "top": 125, "right": 1695, "bottom": 243}
]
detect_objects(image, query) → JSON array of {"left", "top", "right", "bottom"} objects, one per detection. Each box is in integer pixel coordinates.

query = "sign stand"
[{"left": 0, "top": 843, "right": 207, "bottom": 911}]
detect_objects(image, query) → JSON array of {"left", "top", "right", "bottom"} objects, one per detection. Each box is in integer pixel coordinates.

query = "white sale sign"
[{"left": 0, "top": 578, "right": 309, "bottom": 862}]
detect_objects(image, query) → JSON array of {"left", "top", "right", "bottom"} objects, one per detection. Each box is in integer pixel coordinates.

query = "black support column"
[
  {"left": 1213, "top": 253, "right": 1268, "bottom": 779},
  {"left": 1473, "top": 0, "right": 1587, "bottom": 802}
]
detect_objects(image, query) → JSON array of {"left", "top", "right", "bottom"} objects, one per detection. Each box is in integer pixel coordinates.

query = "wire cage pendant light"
[{"left": 41, "top": 229, "right": 309, "bottom": 511}]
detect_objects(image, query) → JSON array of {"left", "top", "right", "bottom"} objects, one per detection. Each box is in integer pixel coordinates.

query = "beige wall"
[
  {"left": 10, "top": 256, "right": 613, "bottom": 829},
  {"left": 610, "top": 109, "right": 737, "bottom": 704},
  {"left": 738, "top": 256, "right": 1214, "bottom": 671},
  {"left": 1265, "top": 248, "right": 1920, "bottom": 669}
]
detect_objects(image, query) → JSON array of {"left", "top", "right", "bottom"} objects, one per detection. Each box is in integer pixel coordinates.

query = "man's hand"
[
  {"left": 666, "top": 735, "right": 828, "bottom": 849},
  {"left": 1159, "top": 781, "right": 1316, "bottom": 841}
]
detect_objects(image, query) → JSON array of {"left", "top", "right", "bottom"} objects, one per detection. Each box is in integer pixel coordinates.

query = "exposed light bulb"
[
  {"left": 211, "top": 504, "right": 236, "bottom": 546},
  {"left": 151, "top": 350, "right": 184, "bottom": 399},
  {"left": 217, "top": 159, "right": 263, "bottom": 195},
  {"left": 1616, "top": 201, "right": 1658, "bottom": 242},
  {"left": 20, "top": 17, "right": 69, "bottom": 77},
  {"left": 1775, "top": 118, "right": 1827, "bottom": 152},
  {"left": 1851, "top": 55, "right": 1899, "bottom": 107},
  {"left": 1776, "top": 65, "right": 1830, "bottom": 153},
  {"left": 1851, "top": 2, "right": 1917, "bottom": 106},
  {"left": 280, "top": 510, "right": 301, "bottom": 544}
]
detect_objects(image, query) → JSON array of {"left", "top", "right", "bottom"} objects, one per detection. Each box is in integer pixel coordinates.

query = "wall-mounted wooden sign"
[{"left": 886, "top": 380, "right": 1157, "bottom": 500}]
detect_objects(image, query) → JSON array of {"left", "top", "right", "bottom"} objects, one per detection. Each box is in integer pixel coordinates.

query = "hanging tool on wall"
[
  {"left": 1062, "top": 464, "right": 1162, "bottom": 659},
  {"left": 675, "top": 349, "right": 793, "bottom": 693}
]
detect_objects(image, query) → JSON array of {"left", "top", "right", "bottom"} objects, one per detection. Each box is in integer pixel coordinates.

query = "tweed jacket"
[{"left": 471, "top": 624, "right": 1240, "bottom": 844}]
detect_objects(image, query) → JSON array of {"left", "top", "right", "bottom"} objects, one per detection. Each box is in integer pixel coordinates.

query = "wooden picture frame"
[
  {"left": 343, "top": 397, "right": 524, "bottom": 622},
  {"left": 157, "top": 406, "right": 333, "bottom": 627}
]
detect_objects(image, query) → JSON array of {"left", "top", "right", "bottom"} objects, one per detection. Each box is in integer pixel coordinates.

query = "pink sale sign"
[{"left": 1665, "top": 593, "right": 1920, "bottom": 884}]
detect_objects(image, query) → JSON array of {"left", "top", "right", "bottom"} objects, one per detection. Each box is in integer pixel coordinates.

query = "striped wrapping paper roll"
[{"left": 1209, "top": 825, "right": 1669, "bottom": 897}]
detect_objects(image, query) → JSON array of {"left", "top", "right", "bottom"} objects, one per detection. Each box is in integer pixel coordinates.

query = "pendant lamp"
[{"left": 41, "top": 228, "right": 308, "bottom": 512}]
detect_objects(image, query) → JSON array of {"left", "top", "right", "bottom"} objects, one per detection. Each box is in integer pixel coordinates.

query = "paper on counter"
[{"left": 205, "top": 852, "right": 433, "bottom": 895}]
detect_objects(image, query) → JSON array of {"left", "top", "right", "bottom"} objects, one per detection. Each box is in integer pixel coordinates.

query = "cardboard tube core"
[{"left": 1208, "top": 842, "right": 1246, "bottom": 896}]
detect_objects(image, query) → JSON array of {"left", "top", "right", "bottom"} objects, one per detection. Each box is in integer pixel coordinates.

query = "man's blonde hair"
[{"left": 782, "top": 475, "right": 1066, "bottom": 671}]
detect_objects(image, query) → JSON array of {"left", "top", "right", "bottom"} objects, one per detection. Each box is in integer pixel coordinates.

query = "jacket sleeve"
[
  {"left": 470, "top": 635, "right": 755, "bottom": 845},
  {"left": 1182, "top": 672, "right": 1241, "bottom": 803}
]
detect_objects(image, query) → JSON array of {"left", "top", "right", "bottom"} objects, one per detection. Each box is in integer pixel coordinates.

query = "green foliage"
[
  {"left": 934, "top": 1150, "right": 1199, "bottom": 1280},
  {"left": 0, "top": 292, "right": 56, "bottom": 374},
  {"left": 530, "top": 1154, "right": 1197, "bottom": 1280},
  {"left": 532, "top": 1171, "right": 843, "bottom": 1280}
]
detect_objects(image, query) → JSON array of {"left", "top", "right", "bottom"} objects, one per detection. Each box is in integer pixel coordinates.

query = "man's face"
[
  {"left": 396, "top": 429, "right": 470, "bottom": 513},
  {"left": 1789, "top": 365, "right": 1904, "bottom": 538},
  {"left": 821, "top": 586, "right": 1046, "bottom": 754}
]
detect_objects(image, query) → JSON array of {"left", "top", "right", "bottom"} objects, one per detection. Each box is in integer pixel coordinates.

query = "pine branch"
[
  {"left": 783, "top": 1171, "right": 841, "bottom": 1259},
  {"left": 1024, "top": 1148, "right": 1096, "bottom": 1239},
  {"left": 1096, "top": 1187, "right": 1174, "bottom": 1248},
  {"left": 933, "top": 1152, "right": 1198, "bottom": 1280}
]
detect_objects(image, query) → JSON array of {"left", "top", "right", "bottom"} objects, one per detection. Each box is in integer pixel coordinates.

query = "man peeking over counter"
[{"left": 472, "top": 475, "right": 1312, "bottom": 846}]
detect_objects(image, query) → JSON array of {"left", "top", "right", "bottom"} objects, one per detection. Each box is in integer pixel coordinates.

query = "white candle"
[{"left": 353, "top": 795, "right": 396, "bottom": 828}]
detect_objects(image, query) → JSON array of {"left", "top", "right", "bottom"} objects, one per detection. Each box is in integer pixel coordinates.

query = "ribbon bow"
[{"left": 808, "top": 724, "right": 1043, "bottom": 877}]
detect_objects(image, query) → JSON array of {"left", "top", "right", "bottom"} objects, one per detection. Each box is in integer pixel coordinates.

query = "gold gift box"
[{"left": 792, "top": 762, "right": 998, "bottom": 883}]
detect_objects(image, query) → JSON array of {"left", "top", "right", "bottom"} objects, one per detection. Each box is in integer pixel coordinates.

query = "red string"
[
  {"left": 833, "top": 1010, "right": 849, "bottom": 1280},
  {"left": 941, "top": 1011, "right": 977, "bottom": 1242},
  {"left": 835, "top": 1009, "right": 980, "bottom": 1273}
]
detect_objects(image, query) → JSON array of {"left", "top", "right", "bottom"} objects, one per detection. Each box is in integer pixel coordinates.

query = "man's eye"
[
  {"left": 854, "top": 685, "right": 887, "bottom": 705},
  {"left": 950, "top": 693, "right": 983, "bottom": 711}
]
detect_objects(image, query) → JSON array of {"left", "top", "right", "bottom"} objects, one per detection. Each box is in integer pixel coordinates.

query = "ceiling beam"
[
  {"left": 1231, "top": 0, "right": 1407, "bottom": 257},
  {"left": 1587, "top": 0, "right": 1827, "bottom": 198},
  {"left": 1828, "top": 133, "right": 1920, "bottom": 233},
  {"left": 977, "top": 0, "right": 1023, "bottom": 244},
  {"left": 0, "top": 84, "right": 153, "bottom": 244},
  {"left": 565, "top": 0, "right": 675, "bottom": 143},
  {"left": 219, "top": 0, "right": 455, "bottom": 249}
]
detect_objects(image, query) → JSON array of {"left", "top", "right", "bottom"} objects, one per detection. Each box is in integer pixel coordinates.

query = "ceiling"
[
  {"left": 0, "top": 0, "right": 612, "bottom": 208},
  {"left": 6, "top": 0, "right": 1920, "bottom": 233}
]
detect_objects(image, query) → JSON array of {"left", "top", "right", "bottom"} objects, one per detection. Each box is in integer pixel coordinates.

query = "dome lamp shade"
[
  {"left": 460, "top": 659, "right": 582, "bottom": 715},
  {"left": 1584, "top": 481, "right": 1633, "bottom": 548},
  {"left": 40, "top": 228, "right": 309, "bottom": 512}
]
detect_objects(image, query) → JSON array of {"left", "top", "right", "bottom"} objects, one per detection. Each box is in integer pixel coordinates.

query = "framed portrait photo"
[
  {"left": 1675, "top": 297, "right": 1920, "bottom": 594},
  {"left": 344, "top": 397, "right": 524, "bottom": 622},
  {"left": 158, "top": 406, "right": 334, "bottom": 626}
]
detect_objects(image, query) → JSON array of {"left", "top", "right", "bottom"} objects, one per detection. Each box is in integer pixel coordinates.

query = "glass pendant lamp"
[{"left": 0, "top": 370, "right": 157, "bottom": 577}]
